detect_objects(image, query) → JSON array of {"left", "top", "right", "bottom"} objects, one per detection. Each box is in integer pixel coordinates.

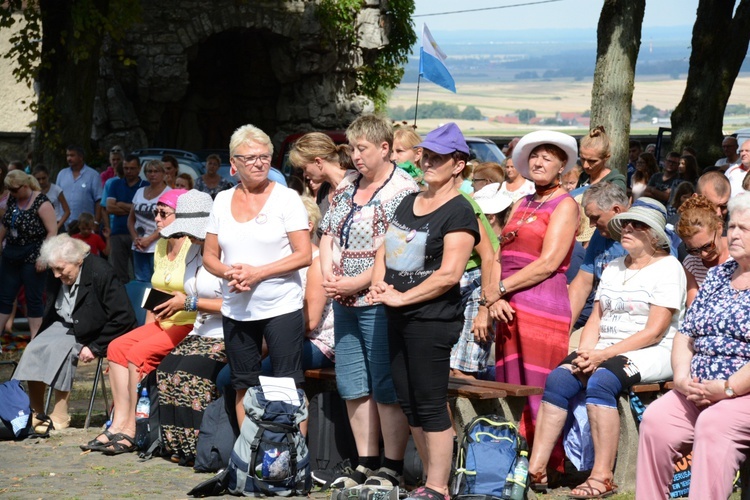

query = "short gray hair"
[
  {"left": 39, "top": 234, "right": 90, "bottom": 266},
  {"left": 581, "top": 181, "right": 628, "bottom": 211},
  {"left": 729, "top": 193, "right": 750, "bottom": 222},
  {"left": 229, "top": 124, "right": 273, "bottom": 157}
]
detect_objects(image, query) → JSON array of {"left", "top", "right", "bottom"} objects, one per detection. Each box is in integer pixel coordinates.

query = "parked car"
[
  {"left": 131, "top": 148, "right": 204, "bottom": 180},
  {"left": 466, "top": 137, "right": 506, "bottom": 164}
]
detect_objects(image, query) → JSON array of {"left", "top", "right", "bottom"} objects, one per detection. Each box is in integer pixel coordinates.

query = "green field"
[{"left": 387, "top": 76, "right": 750, "bottom": 136}]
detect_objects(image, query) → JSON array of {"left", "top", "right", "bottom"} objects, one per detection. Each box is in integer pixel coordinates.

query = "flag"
[{"left": 419, "top": 24, "right": 456, "bottom": 93}]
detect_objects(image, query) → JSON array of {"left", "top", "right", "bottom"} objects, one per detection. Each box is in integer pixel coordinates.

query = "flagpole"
[{"left": 414, "top": 74, "right": 422, "bottom": 128}]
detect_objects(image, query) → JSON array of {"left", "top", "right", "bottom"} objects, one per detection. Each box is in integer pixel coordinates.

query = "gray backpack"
[{"left": 225, "top": 384, "right": 311, "bottom": 497}]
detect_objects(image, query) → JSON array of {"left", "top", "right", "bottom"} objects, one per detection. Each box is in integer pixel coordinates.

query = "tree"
[
  {"left": 590, "top": 0, "right": 645, "bottom": 174},
  {"left": 460, "top": 105, "right": 483, "bottom": 121},
  {"left": 1, "top": 0, "right": 140, "bottom": 170},
  {"left": 671, "top": 0, "right": 750, "bottom": 166},
  {"left": 516, "top": 109, "right": 536, "bottom": 124},
  {"left": 639, "top": 105, "right": 661, "bottom": 120}
]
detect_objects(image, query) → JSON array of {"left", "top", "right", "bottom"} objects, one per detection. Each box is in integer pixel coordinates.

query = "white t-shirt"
[
  {"left": 45, "top": 184, "right": 65, "bottom": 222},
  {"left": 499, "top": 179, "right": 535, "bottom": 203},
  {"left": 131, "top": 186, "right": 170, "bottom": 254},
  {"left": 725, "top": 163, "right": 750, "bottom": 198},
  {"left": 594, "top": 255, "right": 686, "bottom": 382},
  {"left": 206, "top": 183, "right": 308, "bottom": 321},
  {"left": 183, "top": 254, "right": 224, "bottom": 339}
]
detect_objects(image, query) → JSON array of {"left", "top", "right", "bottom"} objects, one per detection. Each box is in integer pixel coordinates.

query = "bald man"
[{"left": 725, "top": 140, "right": 750, "bottom": 197}]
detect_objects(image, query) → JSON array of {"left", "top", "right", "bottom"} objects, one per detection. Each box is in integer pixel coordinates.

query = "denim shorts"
[{"left": 333, "top": 302, "right": 397, "bottom": 404}]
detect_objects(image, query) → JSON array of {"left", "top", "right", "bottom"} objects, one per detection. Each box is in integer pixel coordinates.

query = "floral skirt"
[{"left": 156, "top": 335, "right": 227, "bottom": 460}]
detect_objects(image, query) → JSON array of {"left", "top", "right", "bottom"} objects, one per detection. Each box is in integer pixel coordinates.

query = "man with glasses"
[
  {"left": 714, "top": 136, "right": 740, "bottom": 172},
  {"left": 644, "top": 151, "right": 682, "bottom": 214},
  {"left": 106, "top": 154, "right": 147, "bottom": 283},
  {"left": 56, "top": 145, "right": 103, "bottom": 233},
  {"left": 725, "top": 139, "right": 750, "bottom": 198}
]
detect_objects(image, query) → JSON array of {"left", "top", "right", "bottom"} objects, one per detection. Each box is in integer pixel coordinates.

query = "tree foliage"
[
  {"left": 516, "top": 109, "right": 536, "bottom": 123},
  {"left": 388, "top": 101, "right": 485, "bottom": 121}
]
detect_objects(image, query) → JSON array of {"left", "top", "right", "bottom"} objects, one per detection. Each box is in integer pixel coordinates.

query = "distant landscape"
[{"left": 386, "top": 27, "right": 750, "bottom": 137}]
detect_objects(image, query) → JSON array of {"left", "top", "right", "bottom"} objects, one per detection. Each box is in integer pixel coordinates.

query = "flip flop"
[
  {"left": 100, "top": 433, "right": 137, "bottom": 456},
  {"left": 80, "top": 429, "right": 116, "bottom": 451},
  {"left": 569, "top": 477, "right": 618, "bottom": 499}
]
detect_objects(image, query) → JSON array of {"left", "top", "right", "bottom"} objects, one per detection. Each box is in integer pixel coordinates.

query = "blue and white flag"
[{"left": 419, "top": 24, "right": 456, "bottom": 93}]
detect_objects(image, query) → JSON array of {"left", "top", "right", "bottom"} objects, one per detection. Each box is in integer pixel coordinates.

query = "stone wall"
[{"left": 93, "top": 0, "right": 390, "bottom": 153}]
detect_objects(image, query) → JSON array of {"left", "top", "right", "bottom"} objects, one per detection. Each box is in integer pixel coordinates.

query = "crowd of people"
[{"left": 3, "top": 118, "right": 750, "bottom": 499}]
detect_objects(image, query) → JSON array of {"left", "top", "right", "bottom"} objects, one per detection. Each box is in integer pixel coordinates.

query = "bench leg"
[{"left": 613, "top": 394, "right": 639, "bottom": 492}]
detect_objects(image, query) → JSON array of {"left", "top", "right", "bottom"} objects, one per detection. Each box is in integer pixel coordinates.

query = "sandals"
[
  {"left": 80, "top": 429, "right": 116, "bottom": 451},
  {"left": 100, "top": 433, "right": 137, "bottom": 456},
  {"left": 569, "top": 477, "right": 618, "bottom": 499},
  {"left": 529, "top": 470, "right": 548, "bottom": 492}
]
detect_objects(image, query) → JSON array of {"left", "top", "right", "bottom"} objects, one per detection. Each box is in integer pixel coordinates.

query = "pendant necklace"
[
  {"left": 516, "top": 188, "right": 557, "bottom": 226},
  {"left": 622, "top": 252, "right": 655, "bottom": 285}
]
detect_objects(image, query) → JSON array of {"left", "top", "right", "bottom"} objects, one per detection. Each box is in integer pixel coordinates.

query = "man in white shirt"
[
  {"left": 715, "top": 136, "right": 740, "bottom": 171},
  {"left": 724, "top": 139, "right": 750, "bottom": 197}
]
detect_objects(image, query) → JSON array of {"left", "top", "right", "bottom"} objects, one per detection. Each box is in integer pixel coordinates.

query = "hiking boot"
[
  {"left": 329, "top": 464, "right": 374, "bottom": 489},
  {"left": 311, "top": 459, "right": 354, "bottom": 486},
  {"left": 364, "top": 466, "right": 402, "bottom": 487}
]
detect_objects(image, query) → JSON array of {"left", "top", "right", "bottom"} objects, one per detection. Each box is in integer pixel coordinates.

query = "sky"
[{"left": 412, "top": 0, "right": 701, "bottom": 33}]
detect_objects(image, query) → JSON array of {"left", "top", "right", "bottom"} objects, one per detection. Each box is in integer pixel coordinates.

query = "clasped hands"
[
  {"left": 366, "top": 280, "right": 405, "bottom": 307},
  {"left": 569, "top": 349, "right": 607, "bottom": 375},
  {"left": 675, "top": 376, "right": 727, "bottom": 407},
  {"left": 225, "top": 263, "right": 262, "bottom": 293}
]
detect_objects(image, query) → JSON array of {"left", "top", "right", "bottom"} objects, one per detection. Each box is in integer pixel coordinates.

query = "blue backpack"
[
  {"left": 450, "top": 414, "right": 527, "bottom": 500},
  {"left": 0, "top": 380, "right": 33, "bottom": 440}
]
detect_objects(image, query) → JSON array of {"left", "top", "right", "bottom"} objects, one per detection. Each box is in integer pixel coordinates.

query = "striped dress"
[{"left": 495, "top": 193, "right": 574, "bottom": 446}]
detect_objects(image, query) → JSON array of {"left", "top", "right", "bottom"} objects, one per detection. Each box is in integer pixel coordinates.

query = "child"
[{"left": 71, "top": 212, "right": 110, "bottom": 257}]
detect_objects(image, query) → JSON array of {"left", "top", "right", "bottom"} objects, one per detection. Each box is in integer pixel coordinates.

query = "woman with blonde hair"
[
  {"left": 391, "top": 127, "right": 423, "bottom": 182},
  {"left": 471, "top": 162, "right": 505, "bottom": 195},
  {"left": 0, "top": 170, "right": 57, "bottom": 339},
  {"left": 499, "top": 156, "right": 534, "bottom": 202},
  {"left": 571, "top": 126, "right": 626, "bottom": 196}
]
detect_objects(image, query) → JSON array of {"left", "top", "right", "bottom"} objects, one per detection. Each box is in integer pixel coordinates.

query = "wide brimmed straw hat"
[
  {"left": 608, "top": 197, "right": 670, "bottom": 249},
  {"left": 473, "top": 183, "right": 513, "bottom": 214},
  {"left": 160, "top": 189, "right": 214, "bottom": 240},
  {"left": 511, "top": 130, "right": 578, "bottom": 179}
]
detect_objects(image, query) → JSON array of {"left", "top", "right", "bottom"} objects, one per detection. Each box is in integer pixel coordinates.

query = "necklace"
[
  {"left": 161, "top": 239, "right": 186, "bottom": 285},
  {"left": 515, "top": 189, "right": 557, "bottom": 226},
  {"left": 622, "top": 252, "right": 656, "bottom": 285}
]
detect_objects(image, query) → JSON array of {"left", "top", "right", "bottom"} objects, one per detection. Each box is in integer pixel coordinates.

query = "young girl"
[
  {"left": 71, "top": 212, "right": 110, "bottom": 257},
  {"left": 174, "top": 173, "right": 194, "bottom": 190}
]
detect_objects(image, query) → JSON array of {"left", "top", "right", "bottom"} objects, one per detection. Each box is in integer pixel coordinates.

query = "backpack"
[
  {"left": 0, "top": 380, "right": 33, "bottom": 440},
  {"left": 134, "top": 371, "right": 166, "bottom": 459},
  {"left": 450, "top": 414, "right": 527, "bottom": 500},
  {"left": 225, "top": 383, "right": 311, "bottom": 496},
  {"left": 194, "top": 395, "right": 238, "bottom": 472}
]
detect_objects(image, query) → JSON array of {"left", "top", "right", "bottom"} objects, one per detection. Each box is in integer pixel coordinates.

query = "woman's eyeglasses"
[
  {"left": 621, "top": 219, "right": 650, "bottom": 231},
  {"left": 8, "top": 186, "right": 21, "bottom": 194},
  {"left": 145, "top": 169, "right": 161, "bottom": 174},
  {"left": 153, "top": 208, "right": 175, "bottom": 219},
  {"left": 686, "top": 231, "right": 718, "bottom": 256}
]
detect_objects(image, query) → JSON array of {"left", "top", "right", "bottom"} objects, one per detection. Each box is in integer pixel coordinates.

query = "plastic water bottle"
[
  {"left": 509, "top": 451, "right": 529, "bottom": 500},
  {"left": 501, "top": 472, "right": 514, "bottom": 499},
  {"left": 262, "top": 448, "right": 280, "bottom": 478},
  {"left": 135, "top": 388, "right": 150, "bottom": 419}
]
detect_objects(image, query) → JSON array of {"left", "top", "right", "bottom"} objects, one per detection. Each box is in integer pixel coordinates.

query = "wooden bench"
[{"left": 303, "top": 368, "right": 542, "bottom": 440}]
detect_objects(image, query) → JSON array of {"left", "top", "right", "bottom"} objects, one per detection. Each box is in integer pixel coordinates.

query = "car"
[
  {"left": 465, "top": 137, "right": 506, "bottom": 164},
  {"left": 130, "top": 148, "right": 204, "bottom": 180}
]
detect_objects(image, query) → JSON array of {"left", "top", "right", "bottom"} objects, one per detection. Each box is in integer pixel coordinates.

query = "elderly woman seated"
[
  {"left": 12, "top": 234, "right": 137, "bottom": 432},
  {"left": 526, "top": 197, "right": 686, "bottom": 498},
  {"left": 636, "top": 194, "right": 750, "bottom": 499}
]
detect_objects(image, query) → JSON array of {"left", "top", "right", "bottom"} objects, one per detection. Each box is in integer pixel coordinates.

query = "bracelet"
[
  {"left": 498, "top": 280, "right": 507, "bottom": 297},
  {"left": 184, "top": 295, "right": 198, "bottom": 312}
]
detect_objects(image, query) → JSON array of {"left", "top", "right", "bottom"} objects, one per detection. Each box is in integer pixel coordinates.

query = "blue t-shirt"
[{"left": 108, "top": 178, "right": 148, "bottom": 235}]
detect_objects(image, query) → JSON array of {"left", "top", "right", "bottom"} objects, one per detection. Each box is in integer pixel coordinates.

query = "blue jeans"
[
  {"left": 0, "top": 256, "right": 46, "bottom": 316},
  {"left": 132, "top": 251, "right": 154, "bottom": 283},
  {"left": 333, "top": 302, "right": 397, "bottom": 403}
]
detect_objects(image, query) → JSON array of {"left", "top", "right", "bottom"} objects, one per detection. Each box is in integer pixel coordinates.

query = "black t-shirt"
[{"left": 384, "top": 193, "right": 479, "bottom": 321}]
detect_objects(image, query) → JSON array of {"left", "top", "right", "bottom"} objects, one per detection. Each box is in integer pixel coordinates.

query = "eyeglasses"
[
  {"left": 8, "top": 186, "right": 21, "bottom": 193},
  {"left": 472, "top": 178, "right": 489, "bottom": 184},
  {"left": 621, "top": 219, "right": 650, "bottom": 231},
  {"left": 110, "top": 147, "right": 122, "bottom": 153},
  {"left": 153, "top": 208, "right": 175, "bottom": 219},
  {"left": 233, "top": 154, "right": 271, "bottom": 164},
  {"left": 686, "top": 231, "right": 718, "bottom": 255},
  {"left": 145, "top": 169, "right": 162, "bottom": 174}
]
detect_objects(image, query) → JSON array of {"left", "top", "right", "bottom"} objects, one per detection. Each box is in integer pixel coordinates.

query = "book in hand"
[{"left": 141, "top": 287, "right": 173, "bottom": 311}]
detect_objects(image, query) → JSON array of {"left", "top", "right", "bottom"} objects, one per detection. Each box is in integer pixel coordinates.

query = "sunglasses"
[
  {"left": 8, "top": 186, "right": 21, "bottom": 193},
  {"left": 686, "top": 231, "right": 717, "bottom": 256},
  {"left": 153, "top": 208, "right": 175, "bottom": 219},
  {"left": 621, "top": 219, "right": 650, "bottom": 231}
]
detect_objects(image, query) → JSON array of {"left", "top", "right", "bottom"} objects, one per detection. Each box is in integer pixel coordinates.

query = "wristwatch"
[
  {"left": 724, "top": 379, "right": 737, "bottom": 398},
  {"left": 498, "top": 280, "right": 507, "bottom": 297}
]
